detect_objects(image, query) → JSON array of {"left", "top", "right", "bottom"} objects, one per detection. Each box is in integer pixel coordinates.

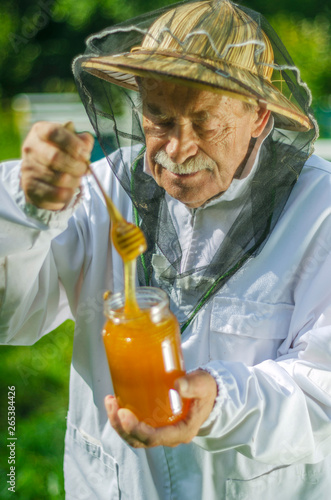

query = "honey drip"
[{"left": 123, "top": 260, "right": 140, "bottom": 316}]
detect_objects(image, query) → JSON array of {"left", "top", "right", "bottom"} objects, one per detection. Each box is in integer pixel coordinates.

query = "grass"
[{"left": 0, "top": 320, "right": 74, "bottom": 499}]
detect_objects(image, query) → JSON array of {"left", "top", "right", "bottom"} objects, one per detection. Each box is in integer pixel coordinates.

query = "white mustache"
[{"left": 154, "top": 150, "right": 215, "bottom": 174}]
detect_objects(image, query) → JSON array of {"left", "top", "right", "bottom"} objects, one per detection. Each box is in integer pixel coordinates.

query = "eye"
[
  {"left": 193, "top": 122, "right": 215, "bottom": 139},
  {"left": 152, "top": 118, "right": 174, "bottom": 128},
  {"left": 144, "top": 116, "right": 174, "bottom": 138},
  {"left": 144, "top": 105, "right": 174, "bottom": 128}
]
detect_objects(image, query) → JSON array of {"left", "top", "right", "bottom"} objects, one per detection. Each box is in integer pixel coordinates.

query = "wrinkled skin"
[{"left": 142, "top": 79, "right": 270, "bottom": 208}]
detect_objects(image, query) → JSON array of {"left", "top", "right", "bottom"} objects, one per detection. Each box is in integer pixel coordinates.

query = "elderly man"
[{"left": 1, "top": 0, "right": 331, "bottom": 498}]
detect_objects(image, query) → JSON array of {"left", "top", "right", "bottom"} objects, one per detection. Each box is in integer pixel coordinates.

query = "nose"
[{"left": 165, "top": 122, "right": 198, "bottom": 164}]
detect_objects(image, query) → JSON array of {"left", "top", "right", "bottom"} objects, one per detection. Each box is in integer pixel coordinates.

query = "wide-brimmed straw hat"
[{"left": 82, "top": 0, "right": 312, "bottom": 132}]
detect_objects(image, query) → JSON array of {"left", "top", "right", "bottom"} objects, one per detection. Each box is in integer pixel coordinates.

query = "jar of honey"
[{"left": 103, "top": 287, "right": 190, "bottom": 427}]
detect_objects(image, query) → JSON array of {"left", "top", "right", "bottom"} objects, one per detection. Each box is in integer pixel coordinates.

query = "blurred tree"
[
  {"left": 0, "top": 0, "right": 330, "bottom": 122},
  {"left": 0, "top": 0, "right": 175, "bottom": 99},
  {"left": 242, "top": 0, "right": 330, "bottom": 19},
  {"left": 268, "top": 13, "right": 331, "bottom": 101}
]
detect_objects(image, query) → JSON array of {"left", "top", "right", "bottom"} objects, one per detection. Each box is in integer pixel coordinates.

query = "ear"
[{"left": 251, "top": 104, "right": 271, "bottom": 138}]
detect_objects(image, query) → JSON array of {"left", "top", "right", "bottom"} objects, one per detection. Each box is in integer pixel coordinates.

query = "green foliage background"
[
  {"left": 0, "top": 321, "right": 74, "bottom": 498},
  {"left": 0, "top": 0, "right": 329, "bottom": 100},
  {"left": 0, "top": 0, "right": 330, "bottom": 498}
]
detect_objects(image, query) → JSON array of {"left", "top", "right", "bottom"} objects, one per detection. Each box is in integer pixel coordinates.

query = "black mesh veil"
[{"left": 73, "top": 0, "right": 318, "bottom": 332}]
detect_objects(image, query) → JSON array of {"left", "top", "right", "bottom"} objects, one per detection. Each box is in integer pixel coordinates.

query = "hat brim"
[{"left": 82, "top": 51, "right": 312, "bottom": 132}]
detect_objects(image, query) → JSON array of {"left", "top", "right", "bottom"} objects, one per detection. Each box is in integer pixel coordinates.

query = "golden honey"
[{"left": 103, "top": 288, "right": 190, "bottom": 427}]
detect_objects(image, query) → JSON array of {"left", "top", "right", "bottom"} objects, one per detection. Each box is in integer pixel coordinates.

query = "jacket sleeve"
[
  {"left": 194, "top": 206, "right": 331, "bottom": 466},
  {"left": 0, "top": 160, "right": 80, "bottom": 345}
]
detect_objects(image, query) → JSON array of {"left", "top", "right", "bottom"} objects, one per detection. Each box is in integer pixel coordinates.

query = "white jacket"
[{"left": 1, "top": 145, "right": 331, "bottom": 500}]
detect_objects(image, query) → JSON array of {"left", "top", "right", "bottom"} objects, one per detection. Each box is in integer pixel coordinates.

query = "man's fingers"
[
  {"left": 22, "top": 140, "right": 88, "bottom": 178},
  {"left": 117, "top": 409, "right": 156, "bottom": 445},
  {"left": 105, "top": 395, "right": 122, "bottom": 429},
  {"left": 20, "top": 121, "right": 95, "bottom": 210},
  {"left": 22, "top": 176, "right": 78, "bottom": 210},
  {"left": 35, "top": 122, "right": 92, "bottom": 162},
  {"left": 105, "top": 371, "right": 218, "bottom": 449},
  {"left": 105, "top": 397, "right": 154, "bottom": 448},
  {"left": 120, "top": 403, "right": 201, "bottom": 448},
  {"left": 105, "top": 395, "right": 198, "bottom": 448},
  {"left": 21, "top": 150, "right": 83, "bottom": 209}
]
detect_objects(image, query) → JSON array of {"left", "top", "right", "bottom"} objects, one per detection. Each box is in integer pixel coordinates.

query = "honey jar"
[{"left": 103, "top": 287, "right": 190, "bottom": 427}]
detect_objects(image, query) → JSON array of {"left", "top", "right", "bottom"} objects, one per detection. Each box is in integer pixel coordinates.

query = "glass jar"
[{"left": 103, "top": 287, "right": 190, "bottom": 427}]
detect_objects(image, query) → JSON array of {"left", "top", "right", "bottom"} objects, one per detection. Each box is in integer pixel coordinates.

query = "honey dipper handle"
[
  {"left": 64, "top": 121, "right": 123, "bottom": 224},
  {"left": 88, "top": 165, "right": 123, "bottom": 223}
]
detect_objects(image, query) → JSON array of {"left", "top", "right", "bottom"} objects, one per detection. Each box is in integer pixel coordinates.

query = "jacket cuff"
[
  {"left": 14, "top": 170, "right": 82, "bottom": 228},
  {"left": 196, "top": 364, "right": 227, "bottom": 434}
]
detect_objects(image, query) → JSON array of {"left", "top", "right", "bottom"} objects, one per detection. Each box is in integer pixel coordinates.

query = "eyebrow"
[
  {"left": 145, "top": 103, "right": 167, "bottom": 117},
  {"left": 145, "top": 103, "right": 211, "bottom": 122}
]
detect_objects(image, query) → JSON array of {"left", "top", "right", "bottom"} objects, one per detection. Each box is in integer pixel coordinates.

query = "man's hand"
[
  {"left": 21, "top": 121, "right": 94, "bottom": 211},
  {"left": 105, "top": 369, "right": 217, "bottom": 448}
]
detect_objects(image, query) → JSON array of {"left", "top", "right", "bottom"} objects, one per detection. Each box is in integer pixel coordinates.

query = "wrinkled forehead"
[{"left": 138, "top": 77, "right": 250, "bottom": 116}]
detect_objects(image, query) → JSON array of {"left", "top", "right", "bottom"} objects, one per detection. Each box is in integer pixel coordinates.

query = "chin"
[
  {"left": 156, "top": 169, "right": 216, "bottom": 205},
  {"left": 167, "top": 187, "right": 207, "bottom": 207}
]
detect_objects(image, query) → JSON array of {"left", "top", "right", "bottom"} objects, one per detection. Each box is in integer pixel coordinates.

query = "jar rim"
[{"left": 103, "top": 286, "right": 169, "bottom": 319}]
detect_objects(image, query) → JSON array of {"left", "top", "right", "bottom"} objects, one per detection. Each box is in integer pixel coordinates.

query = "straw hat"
[{"left": 82, "top": 0, "right": 312, "bottom": 132}]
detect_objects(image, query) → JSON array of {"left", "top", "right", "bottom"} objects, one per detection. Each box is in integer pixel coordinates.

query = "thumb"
[
  {"left": 175, "top": 377, "right": 190, "bottom": 398},
  {"left": 175, "top": 370, "right": 217, "bottom": 400},
  {"left": 78, "top": 131, "right": 95, "bottom": 152}
]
